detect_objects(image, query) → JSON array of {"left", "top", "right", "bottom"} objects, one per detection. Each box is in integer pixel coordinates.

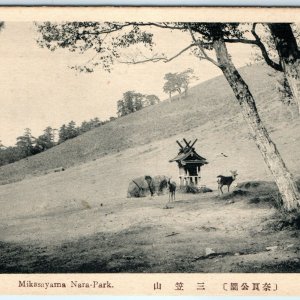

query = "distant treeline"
[
  {"left": 0, "top": 90, "right": 161, "bottom": 168},
  {"left": 0, "top": 117, "right": 112, "bottom": 167}
]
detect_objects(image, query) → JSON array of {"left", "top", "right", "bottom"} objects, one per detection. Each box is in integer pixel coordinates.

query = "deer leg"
[
  {"left": 220, "top": 185, "right": 223, "bottom": 194},
  {"left": 228, "top": 183, "right": 232, "bottom": 193}
]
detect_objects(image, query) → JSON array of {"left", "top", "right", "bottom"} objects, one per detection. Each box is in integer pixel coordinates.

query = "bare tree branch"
[
  {"left": 91, "top": 23, "right": 133, "bottom": 34},
  {"left": 187, "top": 25, "right": 220, "bottom": 68},
  {"left": 223, "top": 38, "right": 257, "bottom": 45},
  {"left": 118, "top": 43, "right": 196, "bottom": 65},
  {"left": 223, "top": 24, "right": 282, "bottom": 72},
  {"left": 250, "top": 23, "right": 283, "bottom": 72},
  {"left": 134, "top": 22, "right": 186, "bottom": 31},
  {"left": 118, "top": 56, "right": 166, "bottom": 64},
  {"left": 162, "top": 43, "right": 195, "bottom": 63}
]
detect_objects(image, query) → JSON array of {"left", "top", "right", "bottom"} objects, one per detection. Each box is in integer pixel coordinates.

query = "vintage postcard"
[{"left": 0, "top": 6, "right": 300, "bottom": 296}]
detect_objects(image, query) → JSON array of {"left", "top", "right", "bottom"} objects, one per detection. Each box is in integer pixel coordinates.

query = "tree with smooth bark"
[{"left": 36, "top": 22, "right": 300, "bottom": 211}]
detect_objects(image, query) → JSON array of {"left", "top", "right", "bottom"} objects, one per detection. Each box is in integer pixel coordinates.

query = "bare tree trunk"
[
  {"left": 213, "top": 37, "right": 300, "bottom": 211},
  {"left": 184, "top": 86, "right": 188, "bottom": 97},
  {"left": 268, "top": 23, "right": 300, "bottom": 114},
  {"left": 177, "top": 89, "right": 182, "bottom": 101}
]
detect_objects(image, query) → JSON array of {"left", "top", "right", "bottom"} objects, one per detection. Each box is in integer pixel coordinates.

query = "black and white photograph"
[{"left": 0, "top": 8, "right": 300, "bottom": 276}]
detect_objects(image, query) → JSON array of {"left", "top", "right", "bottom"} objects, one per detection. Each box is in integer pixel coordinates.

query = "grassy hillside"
[
  {"left": 1, "top": 63, "right": 298, "bottom": 185},
  {"left": 1, "top": 63, "right": 300, "bottom": 273}
]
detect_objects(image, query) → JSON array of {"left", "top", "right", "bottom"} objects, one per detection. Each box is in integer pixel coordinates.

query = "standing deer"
[
  {"left": 167, "top": 178, "right": 177, "bottom": 202},
  {"left": 217, "top": 170, "right": 238, "bottom": 194}
]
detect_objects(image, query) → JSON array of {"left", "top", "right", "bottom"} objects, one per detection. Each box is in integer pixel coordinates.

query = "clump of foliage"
[
  {"left": 117, "top": 91, "right": 160, "bottom": 117},
  {"left": 163, "top": 68, "right": 197, "bottom": 100}
]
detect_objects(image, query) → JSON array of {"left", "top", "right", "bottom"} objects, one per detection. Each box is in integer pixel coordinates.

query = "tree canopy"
[
  {"left": 36, "top": 22, "right": 246, "bottom": 72},
  {"left": 163, "top": 68, "right": 196, "bottom": 100},
  {"left": 117, "top": 91, "right": 160, "bottom": 117}
]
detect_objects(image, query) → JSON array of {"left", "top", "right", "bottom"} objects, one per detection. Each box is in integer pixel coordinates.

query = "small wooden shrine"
[{"left": 169, "top": 138, "right": 208, "bottom": 187}]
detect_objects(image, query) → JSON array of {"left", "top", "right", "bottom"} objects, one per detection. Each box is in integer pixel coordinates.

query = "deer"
[
  {"left": 217, "top": 170, "right": 238, "bottom": 194},
  {"left": 167, "top": 177, "right": 177, "bottom": 202}
]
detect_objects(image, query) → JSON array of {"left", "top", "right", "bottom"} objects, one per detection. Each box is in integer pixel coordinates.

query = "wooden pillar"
[
  {"left": 179, "top": 165, "right": 185, "bottom": 187},
  {"left": 180, "top": 176, "right": 184, "bottom": 187}
]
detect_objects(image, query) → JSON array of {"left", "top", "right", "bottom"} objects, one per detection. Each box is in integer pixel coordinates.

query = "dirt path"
[{"left": 1, "top": 189, "right": 299, "bottom": 273}]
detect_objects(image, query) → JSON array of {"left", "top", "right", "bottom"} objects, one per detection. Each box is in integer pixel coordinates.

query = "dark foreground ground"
[{"left": 1, "top": 181, "right": 300, "bottom": 273}]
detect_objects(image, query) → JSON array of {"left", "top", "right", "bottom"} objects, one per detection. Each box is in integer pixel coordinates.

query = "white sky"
[{"left": 0, "top": 22, "right": 254, "bottom": 146}]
